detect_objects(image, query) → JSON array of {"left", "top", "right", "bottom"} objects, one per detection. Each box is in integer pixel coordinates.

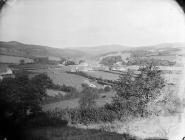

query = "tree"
[
  {"left": 113, "top": 63, "right": 165, "bottom": 116},
  {"left": 31, "top": 73, "right": 53, "bottom": 89},
  {"left": 0, "top": 0, "right": 7, "bottom": 11},
  {"left": 100, "top": 56, "right": 123, "bottom": 67},
  {"left": 0, "top": 72, "right": 54, "bottom": 139},
  {"left": 0, "top": 73, "right": 53, "bottom": 119},
  {"left": 79, "top": 86, "right": 99, "bottom": 109},
  {"left": 19, "top": 59, "right": 25, "bottom": 65}
]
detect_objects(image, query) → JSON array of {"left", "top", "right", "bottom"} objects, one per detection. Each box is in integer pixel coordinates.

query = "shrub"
[
  {"left": 100, "top": 56, "right": 123, "bottom": 66},
  {"left": 148, "top": 88, "right": 182, "bottom": 116},
  {"left": 79, "top": 86, "right": 99, "bottom": 109},
  {"left": 104, "top": 86, "right": 111, "bottom": 92},
  {"left": 0, "top": 73, "right": 52, "bottom": 119},
  {"left": 47, "top": 106, "right": 119, "bottom": 125},
  {"left": 113, "top": 63, "right": 165, "bottom": 117}
]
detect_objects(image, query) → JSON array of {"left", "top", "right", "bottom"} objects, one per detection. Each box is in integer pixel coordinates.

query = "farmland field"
[
  {"left": 0, "top": 54, "right": 33, "bottom": 64},
  {"left": 43, "top": 98, "right": 79, "bottom": 111},
  {"left": 45, "top": 69, "right": 88, "bottom": 89},
  {"left": 85, "top": 71, "right": 120, "bottom": 80},
  {"left": 46, "top": 89, "right": 67, "bottom": 97},
  {"left": 43, "top": 91, "right": 115, "bottom": 111},
  {"left": 30, "top": 68, "right": 103, "bottom": 89}
]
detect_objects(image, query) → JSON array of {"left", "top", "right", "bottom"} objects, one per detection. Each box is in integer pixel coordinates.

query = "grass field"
[
  {"left": 30, "top": 68, "right": 90, "bottom": 89},
  {"left": 48, "top": 71, "right": 87, "bottom": 89},
  {"left": 30, "top": 67, "right": 104, "bottom": 90},
  {"left": 43, "top": 91, "right": 115, "bottom": 111},
  {"left": 46, "top": 89, "right": 67, "bottom": 97},
  {"left": 0, "top": 54, "right": 33, "bottom": 64},
  {"left": 85, "top": 71, "right": 120, "bottom": 80}
]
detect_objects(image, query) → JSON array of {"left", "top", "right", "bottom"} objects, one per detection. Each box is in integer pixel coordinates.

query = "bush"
[
  {"left": 104, "top": 86, "right": 111, "bottom": 92},
  {"left": 43, "top": 87, "right": 81, "bottom": 104},
  {"left": 48, "top": 107, "right": 118, "bottom": 124},
  {"left": 0, "top": 73, "right": 52, "bottom": 119},
  {"left": 113, "top": 63, "right": 165, "bottom": 117},
  {"left": 100, "top": 56, "right": 123, "bottom": 66},
  {"left": 0, "top": 72, "right": 54, "bottom": 139},
  {"left": 79, "top": 86, "right": 99, "bottom": 109},
  {"left": 148, "top": 88, "right": 182, "bottom": 116},
  {"left": 24, "top": 112, "right": 68, "bottom": 128}
]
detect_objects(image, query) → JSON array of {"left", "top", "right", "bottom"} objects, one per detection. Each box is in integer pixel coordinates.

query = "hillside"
[
  {"left": 1, "top": 41, "right": 184, "bottom": 63},
  {"left": 93, "top": 43, "right": 185, "bottom": 65},
  {"left": 74, "top": 44, "right": 129, "bottom": 56},
  {"left": 0, "top": 41, "right": 86, "bottom": 59}
]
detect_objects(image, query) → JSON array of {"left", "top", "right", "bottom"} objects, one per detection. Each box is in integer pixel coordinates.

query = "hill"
[
  {"left": 74, "top": 44, "right": 129, "bottom": 56},
  {"left": 1, "top": 41, "right": 184, "bottom": 63},
  {"left": 0, "top": 41, "right": 86, "bottom": 59}
]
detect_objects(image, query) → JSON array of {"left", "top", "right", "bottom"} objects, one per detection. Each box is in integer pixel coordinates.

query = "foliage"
[
  {"left": 127, "top": 57, "right": 176, "bottom": 66},
  {"left": 113, "top": 63, "right": 165, "bottom": 117},
  {"left": 31, "top": 73, "right": 53, "bottom": 89},
  {"left": 48, "top": 107, "right": 118, "bottom": 124},
  {"left": 0, "top": 72, "right": 54, "bottom": 139},
  {"left": 42, "top": 64, "right": 165, "bottom": 125},
  {"left": 25, "top": 125, "right": 136, "bottom": 140},
  {"left": 43, "top": 89, "right": 81, "bottom": 104},
  {"left": 148, "top": 88, "right": 182, "bottom": 116},
  {"left": 79, "top": 86, "right": 99, "bottom": 109},
  {"left": 64, "top": 60, "right": 76, "bottom": 66},
  {"left": 0, "top": 72, "right": 52, "bottom": 119},
  {"left": 100, "top": 56, "right": 123, "bottom": 66},
  {"left": 19, "top": 59, "right": 25, "bottom": 65},
  {"left": 104, "top": 86, "right": 111, "bottom": 92}
]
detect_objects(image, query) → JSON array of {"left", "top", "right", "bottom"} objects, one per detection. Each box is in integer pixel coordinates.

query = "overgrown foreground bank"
[{"left": 0, "top": 63, "right": 181, "bottom": 140}]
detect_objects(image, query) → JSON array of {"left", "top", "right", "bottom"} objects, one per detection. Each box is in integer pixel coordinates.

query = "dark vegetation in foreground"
[
  {"left": 0, "top": 63, "right": 179, "bottom": 140},
  {"left": 25, "top": 125, "right": 137, "bottom": 140},
  {"left": 0, "top": 70, "right": 134, "bottom": 140}
]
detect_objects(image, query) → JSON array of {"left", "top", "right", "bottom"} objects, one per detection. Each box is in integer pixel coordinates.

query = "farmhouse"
[{"left": 0, "top": 67, "right": 15, "bottom": 80}]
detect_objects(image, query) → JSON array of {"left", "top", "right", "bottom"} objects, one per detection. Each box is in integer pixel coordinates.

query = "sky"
[{"left": 0, "top": 0, "right": 185, "bottom": 48}]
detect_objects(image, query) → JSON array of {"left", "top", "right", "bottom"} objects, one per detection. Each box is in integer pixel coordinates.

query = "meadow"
[
  {"left": 85, "top": 71, "right": 119, "bottom": 80},
  {"left": 0, "top": 54, "right": 33, "bottom": 64},
  {"left": 30, "top": 68, "right": 91, "bottom": 89},
  {"left": 43, "top": 91, "right": 115, "bottom": 111}
]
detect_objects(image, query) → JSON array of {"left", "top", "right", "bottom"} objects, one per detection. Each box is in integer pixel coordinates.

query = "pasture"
[
  {"left": 0, "top": 54, "right": 33, "bottom": 64},
  {"left": 29, "top": 68, "right": 88, "bottom": 89},
  {"left": 85, "top": 71, "right": 120, "bottom": 80},
  {"left": 30, "top": 67, "right": 103, "bottom": 90},
  {"left": 43, "top": 91, "right": 115, "bottom": 111},
  {"left": 46, "top": 89, "right": 67, "bottom": 97}
]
